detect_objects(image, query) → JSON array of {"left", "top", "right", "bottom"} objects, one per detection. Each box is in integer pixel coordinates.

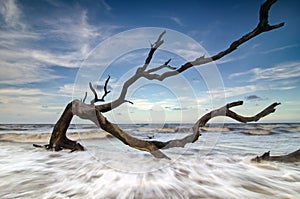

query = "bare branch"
[
  {"left": 124, "top": 99, "right": 134, "bottom": 104},
  {"left": 94, "top": 108, "right": 170, "bottom": 159},
  {"left": 148, "top": 101, "right": 281, "bottom": 150},
  {"left": 97, "top": 0, "right": 284, "bottom": 110},
  {"left": 96, "top": 32, "right": 168, "bottom": 112},
  {"left": 164, "top": 58, "right": 171, "bottom": 66},
  {"left": 259, "top": 0, "right": 285, "bottom": 30},
  {"left": 139, "top": 0, "right": 285, "bottom": 82},
  {"left": 142, "top": 30, "right": 166, "bottom": 70},
  {"left": 97, "top": 0, "right": 285, "bottom": 111},
  {"left": 89, "top": 82, "right": 99, "bottom": 105},
  {"left": 90, "top": 75, "right": 111, "bottom": 105},
  {"left": 151, "top": 30, "right": 166, "bottom": 49},
  {"left": 82, "top": 92, "right": 87, "bottom": 103},
  {"left": 146, "top": 59, "right": 176, "bottom": 74},
  {"left": 100, "top": 75, "right": 111, "bottom": 101}
]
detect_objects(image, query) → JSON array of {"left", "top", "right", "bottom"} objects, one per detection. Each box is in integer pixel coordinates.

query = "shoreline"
[{"left": 0, "top": 130, "right": 111, "bottom": 143}]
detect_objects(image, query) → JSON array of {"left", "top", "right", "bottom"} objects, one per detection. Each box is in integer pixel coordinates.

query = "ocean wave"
[
  {"left": 200, "top": 126, "right": 231, "bottom": 132},
  {"left": 0, "top": 130, "right": 110, "bottom": 143},
  {"left": 1, "top": 123, "right": 299, "bottom": 143},
  {"left": 135, "top": 127, "right": 177, "bottom": 133},
  {"left": 227, "top": 123, "right": 300, "bottom": 134},
  {"left": 240, "top": 130, "right": 275, "bottom": 135}
]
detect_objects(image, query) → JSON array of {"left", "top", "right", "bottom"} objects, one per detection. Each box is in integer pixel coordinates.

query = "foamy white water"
[{"left": 0, "top": 124, "right": 299, "bottom": 198}]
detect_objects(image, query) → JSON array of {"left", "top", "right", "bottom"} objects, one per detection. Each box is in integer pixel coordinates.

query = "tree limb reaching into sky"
[{"left": 34, "top": 0, "right": 286, "bottom": 159}]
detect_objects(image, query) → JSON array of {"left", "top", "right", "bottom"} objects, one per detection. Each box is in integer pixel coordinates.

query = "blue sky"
[{"left": 0, "top": 0, "right": 299, "bottom": 124}]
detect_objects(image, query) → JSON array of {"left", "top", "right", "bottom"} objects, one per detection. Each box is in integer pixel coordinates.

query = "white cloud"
[
  {"left": 46, "top": 10, "right": 100, "bottom": 40},
  {"left": 59, "top": 83, "right": 90, "bottom": 98},
  {"left": 0, "top": 60, "right": 60, "bottom": 85},
  {"left": 229, "top": 61, "right": 300, "bottom": 82},
  {"left": 208, "top": 85, "right": 257, "bottom": 99},
  {"left": 0, "top": 46, "right": 63, "bottom": 85},
  {"left": 261, "top": 44, "right": 298, "bottom": 54},
  {"left": 0, "top": 30, "right": 39, "bottom": 46},
  {"left": 170, "top": 17, "right": 184, "bottom": 26},
  {"left": 0, "top": 88, "right": 44, "bottom": 96},
  {"left": 0, "top": 1, "right": 120, "bottom": 85},
  {"left": 0, "top": 87, "right": 70, "bottom": 99},
  {"left": 0, "top": 87, "right": 71, "bottom": 123},
  {"left": 0, "top": 0, "right": 25, "bottom": 29},
  {"left": 43, "top": 9, "right": 118, "bottom": 54},
  {"left": 30, "top": 50, "right": 82, "bottom": 68}
]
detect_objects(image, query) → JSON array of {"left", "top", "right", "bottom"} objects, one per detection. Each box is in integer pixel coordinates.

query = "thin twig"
[
  {"left": 90, "top": 75, "right": 111, "bottom": 105},
  {"left": 100, "top": 75, "right": 111, "bottom": 101}
]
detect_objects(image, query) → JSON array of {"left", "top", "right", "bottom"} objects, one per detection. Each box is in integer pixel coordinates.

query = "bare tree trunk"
[
  {"left": 48, "top": 102, "right": 84, "bottom": 152},
  {"left": 34, "top": 0, "right": 286, "bottom": 159},
  {"left": 34, "top": 102, "right": 84, "bottom": 152}
]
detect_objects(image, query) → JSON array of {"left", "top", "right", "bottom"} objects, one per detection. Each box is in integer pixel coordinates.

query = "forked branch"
[
  {"left": 142, "top": 0, "right": 284, "bottom": 81},
  {"left": 146, "top": 59, "right": 176, "bottom": 74},
  {"left": 96, "top": 0, "right": 284, "bottom": 112},
  {"left": 90, "top": 75, "right": 111, "bottom": 105},
  {"left": 147, "top": 101, "right": 281, "bottom": 150},
  {"left": 95, "top": 30, "right": 167, "bottom": 112}
]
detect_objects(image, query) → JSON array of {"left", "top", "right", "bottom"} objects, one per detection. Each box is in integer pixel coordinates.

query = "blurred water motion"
[{"left": 0, "top": 123, "right": 299, "bottom": 198}]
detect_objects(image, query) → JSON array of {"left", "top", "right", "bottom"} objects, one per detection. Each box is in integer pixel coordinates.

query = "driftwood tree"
[{"left": 34, "top": 0, "right": 286, "bottom": 159}]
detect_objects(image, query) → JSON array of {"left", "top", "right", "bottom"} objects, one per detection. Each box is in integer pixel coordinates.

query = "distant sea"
[{"left": 0, "top": 123, "right": 299, "bottom": 198}]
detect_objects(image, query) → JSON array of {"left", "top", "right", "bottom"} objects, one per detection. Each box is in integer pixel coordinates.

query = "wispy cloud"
[
  {"left": 58, "top": 83, "right": 92, "bottom": 99},
  {"left": 229, "top": 61, "right": 300, "bottom": 82},
  {"left": 169, "top": 16, "right": 184, "bottom": 26},
  {"left": 40, "top": 9, "right": 119, "bottom": 63},
  {"left": 0, "top": 88, "right": 45, "bottom": 97},
  {"left": 227, "top": 62, "right": 299, "bottom": 94},
  {"left": 208, "top": 85, "right": 257, "bottom": 99},
  {"left": 0, "top": 87, "right": 67, "bottom": 123},
  {"left": 100, "top": 0, "right": 112, "bottom": 11},
  {"left": 0, "top": 0, "right": 25, "bottom": 29},
  {"left": 0, "top": 60, "right": 61, "bottom": 85},
  {"left": 0, "top": 0, "right": 118, "bottom": 85},
  {"left": 214, "top": 54, "right": 246, "bottom": 65},
  {"left": 153, "top": 16, "right": 184, "bottom": 26},
  {"left": 0, "top": 87, "right": 59, "bottom": 109},
  {"left": 30, "top": 50, "right": 84, "bottom": 68},
  {"left": 261, "top": 44, "right": 298, "bottom": 54}
]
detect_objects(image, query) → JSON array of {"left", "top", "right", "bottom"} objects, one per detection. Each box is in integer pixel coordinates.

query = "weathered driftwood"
[
  {"left": 148, "top": 101, "right": 281, "bottom": 150},
  {"left": 34, "top": 0, "right": 285, "bottom": 158},
  {"left": 95, "top": 0, "right": 284, "bottom": 113},
  {"left": 252, "top": 149, "right": 300, "bottom": 163},
  {"left": 34, "top": 99, "right": 280, "bottom": 159}
]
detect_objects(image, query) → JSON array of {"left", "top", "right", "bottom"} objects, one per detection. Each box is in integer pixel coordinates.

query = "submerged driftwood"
[{"left": 252, "top": 149, "right": 300, "bottom": 163}]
